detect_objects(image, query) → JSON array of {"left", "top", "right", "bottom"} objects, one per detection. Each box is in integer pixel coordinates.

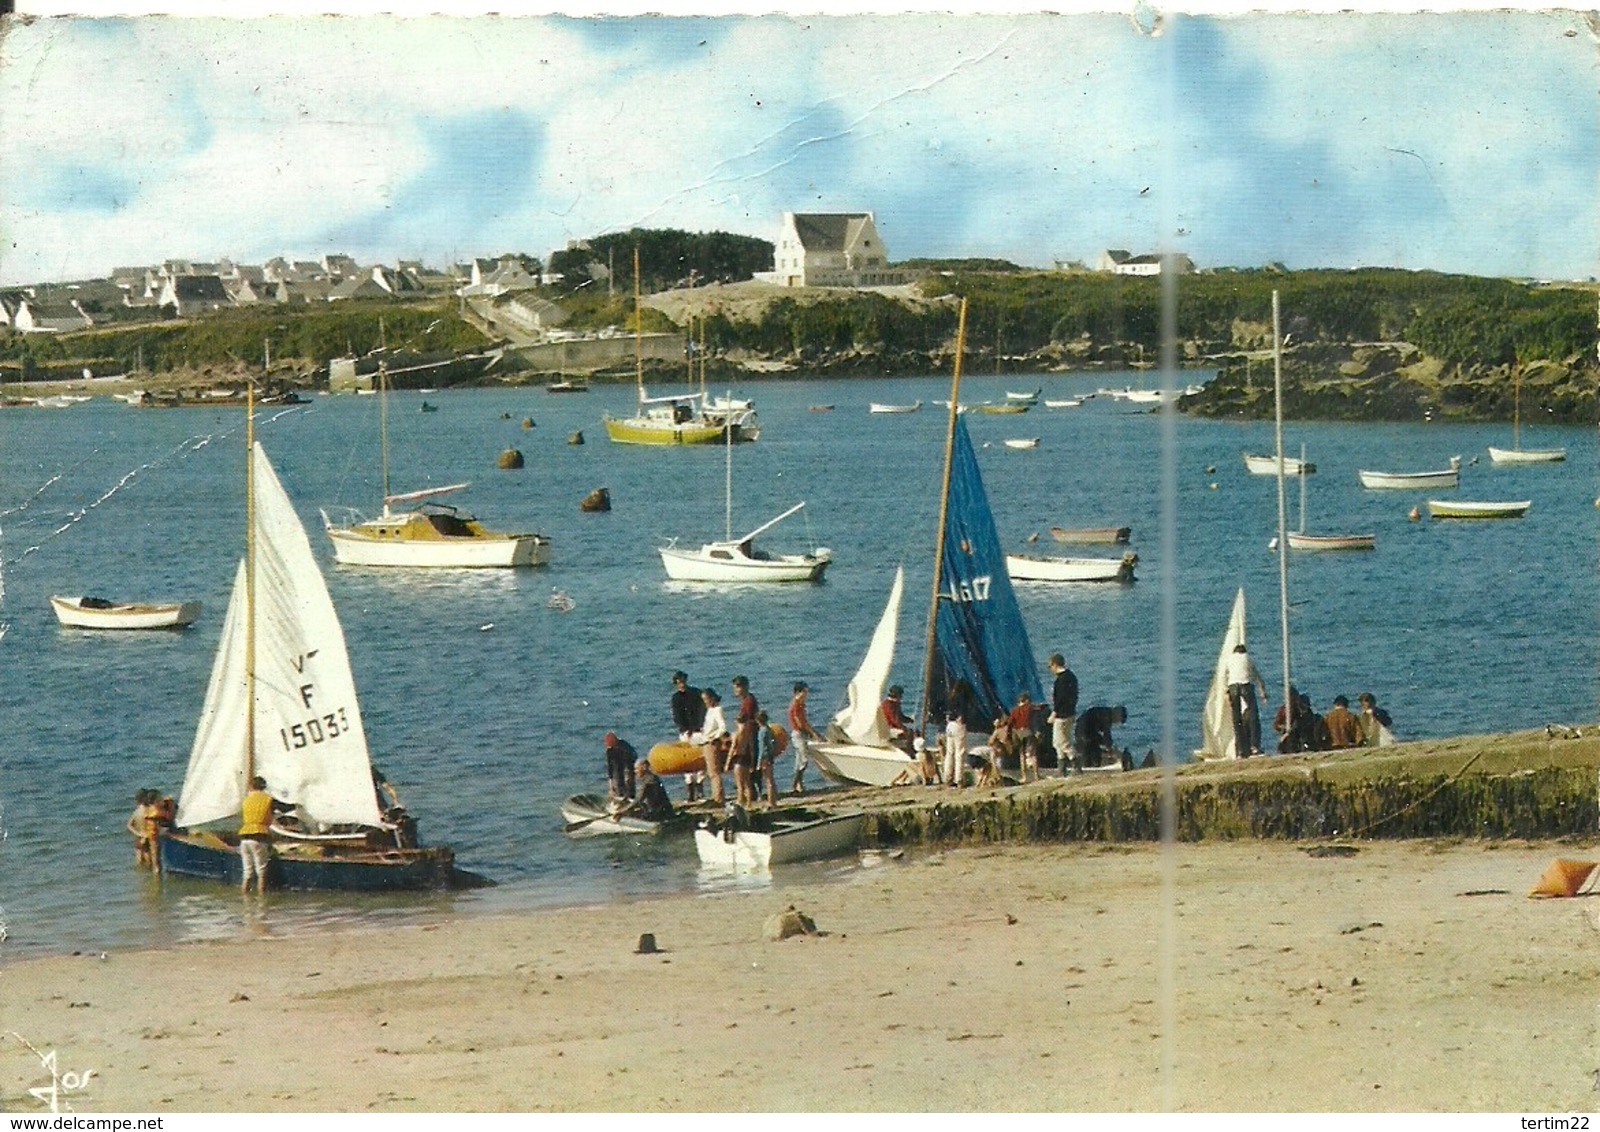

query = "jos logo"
[{"left": 8, "top": 1035, "right": 94, "bottom": 1112}]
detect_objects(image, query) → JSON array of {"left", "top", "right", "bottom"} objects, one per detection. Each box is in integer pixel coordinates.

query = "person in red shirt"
[
  {"left": 787, "top": 681, "right": 819, "bottom": 795},
  {"left": 730, "top": 675, "right": 760, "bottom": 806},
  {"left": 880, "top": 684, "right": 915, "bottom": 754}
]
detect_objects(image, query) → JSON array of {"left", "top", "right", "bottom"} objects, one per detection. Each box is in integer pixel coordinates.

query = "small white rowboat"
[
  {"left": 50, "top": 595, "right": 201, "bottom": 630},
  {"left": 1002, "top": 438, "right": 1040, "bottom": 450},
  {"left": 1358, "top": 458, "right": 1461, "bottom": 490},
  {"left": 1244, "top": 452, "right": 1315, "bottom": 476},
  {"left": 560, "top": 794, "right": 670, "bottom": 836},
  {"left": 1487, "top": 445, "right": 1566, "bottom": 466},
  {"left": 1426, "top": 499, "right": 1531, "bottom": 520},
  {"left": 869, "top": 401, "right": 921, "bottom": 414},
  {"left": 1050, "top": 526, "right": 1131, "bottom": 544},
  {"left": 1006, "top": 552, "right": 1137, "bottom": 583},
  {"left": 693, "top": 810, "right": 865, "bottom": 870},
  {"left": 1286, "top": 532, "right": 1376, "bottom": 551}
]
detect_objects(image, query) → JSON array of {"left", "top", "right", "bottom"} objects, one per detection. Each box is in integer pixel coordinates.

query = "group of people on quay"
[
  {"left": 1223, "top": 643, "right": 1395, "bottom": 757},
  {"left": 613, "top": 658, "right": 1142, "bottom": 805}
]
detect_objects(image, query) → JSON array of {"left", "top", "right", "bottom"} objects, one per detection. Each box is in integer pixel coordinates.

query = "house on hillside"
[
  {"left": 757, "top": 211, "right": 909, "bottom": 289},
  {"left": 13, "top": 297, "right": 93, "bottom": 333},
  {"left": 0, "top": 291, "right": 28, "bottom": 329},
  {"left": 460, "top": 255, "right": 542, "bottom": 298},
  {"left": 1097, "top": 249, "right": 1194, "bottom": 276},
  {"left": 321, "top": 253, "right": 359, "bottom": 279},
  {"left": 160, "top": 275, "right": 231, "bottom": 317},
  {"left": 274, "top": 279, "right": 333, "bottom": 304},
  {"left": 492, "top": 291, "right": 568, "bottom": 337}
]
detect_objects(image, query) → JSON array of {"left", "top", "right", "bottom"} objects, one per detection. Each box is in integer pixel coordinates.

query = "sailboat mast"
[
  {"left": 918, "top": 297, "right": 968, "bottom": 733},
  {"left": 1271, "top": 291, "right": 1293, "bottom": 738},
  {"left": 724, "top": 389, "right": 733, "bottom": 542},
  {"left": 378, "top": 317, "right": 390, "bottom": 515},
  {"left": 1512, "top": 364, "right": 1521, "bottom": 451},
  {"left": 633, "top": 246, "right": 644, "bottom": 411},
  {"left": 244, "top": 372, "right": 257, "bottom": 783},
  {"left": 1298, "top": 442, "right": 1307, "bottom": 535}
]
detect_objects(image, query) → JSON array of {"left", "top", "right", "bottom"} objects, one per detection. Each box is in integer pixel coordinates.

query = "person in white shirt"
[
  {"left": 1224, "top": 643, "right": 1267, "bottom": 757},
  {"left": 695, "top": 688, "right": 730, "bottom": 805}
]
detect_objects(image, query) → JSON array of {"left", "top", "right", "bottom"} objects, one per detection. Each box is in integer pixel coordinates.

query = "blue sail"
[{"left": 927, "top": 415, "right": 1045, "bottom": 728}]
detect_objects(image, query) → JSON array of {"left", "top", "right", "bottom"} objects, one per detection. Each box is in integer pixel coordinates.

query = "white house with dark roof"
[
  {"left": 1097, "top": 249, "right": 1194, "bottom": 276},
  {"left": 13, "top": 298, "right": 93, "bottom": 333},
  {"left": 160, "top": 275, "right": 231, "bottom": 317},
  {"left": 759, "top": 211, "right": 908, "bottom": 288}
]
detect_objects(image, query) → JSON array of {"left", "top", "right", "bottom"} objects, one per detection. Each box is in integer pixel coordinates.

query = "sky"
[{"left": 0, "top": 8, "right": 1596, "bottom": 285}]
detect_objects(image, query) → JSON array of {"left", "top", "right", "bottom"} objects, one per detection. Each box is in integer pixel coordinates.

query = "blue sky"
[{"left": 0, "top": 11, "right": 1595, "bottom": 285}]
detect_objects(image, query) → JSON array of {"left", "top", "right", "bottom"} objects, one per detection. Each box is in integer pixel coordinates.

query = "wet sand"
[{"left": 4, "top": 839, "right": 1596, "bottom": 1112}]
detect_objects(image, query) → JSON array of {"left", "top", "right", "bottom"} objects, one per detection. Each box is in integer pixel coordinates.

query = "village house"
[
  {"left": 459, "top": 254, "right": 542, "bottom": 298},
  {"left": 758, "top": 211, "right": 909, "bottom": 289},
  {"left": 13, "top": 296, "right": 93, "bottom": 333},
  {"left": 159, "top": 275, "right": 232, "bottom": 317},
  {"left": 491, "top": 291, "right": 568, "bottom": 337},
  {"left": 0, "top": 291, "right": 28, "bottom": 329},
  {"left": 1096, "top": 249, "right": 1195, "bottom": 276}
]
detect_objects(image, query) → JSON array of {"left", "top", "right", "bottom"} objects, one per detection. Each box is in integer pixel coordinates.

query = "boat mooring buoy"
[
  {"left": 580, "top": 487, "right": 611, "bottom": 512},
  {"left": 521, "top": 417, "right": 535, "bottom": 429},
  {"left": 496, "top": 448, "right": 525, "bottom": 469},
  {"left": 1409, "top": 506, "right": 1421, "bottom": 522},
  {"left": 568, "top": 430, "right": 584, "bottom": 445}
]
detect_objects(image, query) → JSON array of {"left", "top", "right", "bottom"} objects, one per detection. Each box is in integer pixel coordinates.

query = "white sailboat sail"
[
  {"left": 1195, "top": 588, "right": 1248, "bottom": 760},
  {"left": 831, "top": 566, "right": 904, "bottom": 746},
  {"left": 178, "top": 443, "right": 383, "bottom": 831}
]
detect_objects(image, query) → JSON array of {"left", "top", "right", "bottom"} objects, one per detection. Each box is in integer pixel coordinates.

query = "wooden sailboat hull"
[
  {"left": 807, "top": 741, "right": 919, "bottom": 787},
  {"left": 1487, "top": 445, "right": 1566, "bottom": 466},
  {"left": 158, "top": 830, "right": 458, "bottom": 891}
]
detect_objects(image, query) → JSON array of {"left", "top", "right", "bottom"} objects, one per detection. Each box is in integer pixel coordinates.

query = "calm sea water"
[{"left": 0, "top": 372, "right": 1594, "bottom": 958}]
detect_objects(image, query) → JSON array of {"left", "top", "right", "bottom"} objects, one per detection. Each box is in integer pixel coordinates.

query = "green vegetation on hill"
[
  {"left": 548, "top": 227, "right": 775, "bottom": 295},
  {"left": 0, "top": 301, "right": 489, "bottom": 379}
]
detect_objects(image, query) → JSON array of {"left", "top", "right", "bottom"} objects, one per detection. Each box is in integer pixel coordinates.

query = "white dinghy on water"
[{"left": 50, "top": 595, "right": 200, "bottom": 630}]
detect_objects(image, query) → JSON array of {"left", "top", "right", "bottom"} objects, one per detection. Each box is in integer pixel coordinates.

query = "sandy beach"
[{"left": 4, "top": 838, "right": 1597, "bottom": 1112}]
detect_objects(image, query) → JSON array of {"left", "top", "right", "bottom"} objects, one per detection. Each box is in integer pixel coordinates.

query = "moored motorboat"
[
  {"left": 1358, "top": 457, "right": 1461, "bottom": 490},
  {"left": 693, "top": 808, "right": 865, "bottom": 870},
  {"left": 324, "top": 490, "right": 550, "bottom": 568},
  {"left": 1427, "top": 499, "right": 1531, "bottom": 519},
  {"left": 1006, "top": 552, "right": 1137, "bottom": 583},
  {"left": 1049, "top": 526, "right": 1132, "bottom": 545},
  {"left": 50, "top": 595, "right": 200, "bottom": 630}
]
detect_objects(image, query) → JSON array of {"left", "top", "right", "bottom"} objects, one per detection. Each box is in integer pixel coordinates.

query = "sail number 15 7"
[{"left": 280, "top": 707, "right": 351, "bottom": 751}]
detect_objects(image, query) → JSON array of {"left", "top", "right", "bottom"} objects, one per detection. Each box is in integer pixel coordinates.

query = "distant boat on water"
[
  {"left": 869, "top": 400, "right": 921, "bottom": 414},
  {"left": 1050, "top": 526, "right": 1131, "bottom": 545},
  {"left": 1427, "top": 499, "right": 1531, "bottom": 520},
  {"left": 1358, "top": 457, "right": 1461, "bottom": 490}
]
